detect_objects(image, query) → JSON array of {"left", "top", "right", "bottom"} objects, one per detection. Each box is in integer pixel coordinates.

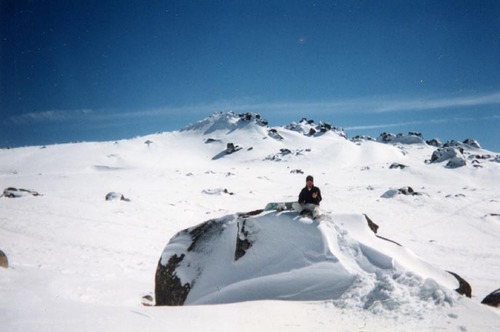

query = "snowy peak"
[{"left": 181, "top": 112, "right": 269, "bottom": 135}]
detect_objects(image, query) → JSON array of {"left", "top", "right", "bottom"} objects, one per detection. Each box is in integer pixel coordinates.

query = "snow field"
[{"left": 1, "top": 112, "right": 499, "bottom": 331}]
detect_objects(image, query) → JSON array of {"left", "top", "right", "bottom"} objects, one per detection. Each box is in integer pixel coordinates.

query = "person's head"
[{"left": 306, "top": 175, "right": 314, "bottom": 188}]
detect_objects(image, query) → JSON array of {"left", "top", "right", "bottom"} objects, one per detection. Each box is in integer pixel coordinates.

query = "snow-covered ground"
[{"left": 1, "top": 112, "right": 499, "bottom": 331}]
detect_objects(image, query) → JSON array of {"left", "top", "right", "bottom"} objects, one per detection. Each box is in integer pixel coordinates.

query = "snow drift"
[{"left": 156, "top": 211, "right": 465, "bottom": 308}]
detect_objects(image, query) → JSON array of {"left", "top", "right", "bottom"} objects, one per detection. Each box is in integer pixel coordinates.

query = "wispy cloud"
[
  {"left": 369, "top": 92, "right": 500, "bottom": 113},
  {"left": 6, "top": 91, "right": 500, "bottom": 125},
  {"left": 137, "top": 91, "right": 500, "bottom": 117},
  {"left": 344, "top": 115, "right": 500, "bottom": 132},
  {"left": 7, "top": 109, "right": 94, "bottom": 125}
]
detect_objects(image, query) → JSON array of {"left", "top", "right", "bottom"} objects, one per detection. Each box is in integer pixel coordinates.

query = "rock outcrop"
[
  {"left": 377, "top": 132, "right": 425, "bottom": 145},
  {"left": 285, "top": 118, "right": 347, "bottom": 139}
]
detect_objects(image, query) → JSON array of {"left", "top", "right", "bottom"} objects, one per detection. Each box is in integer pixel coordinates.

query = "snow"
[{"left": 1, "top": 111, "right": 499, "bottom": 331}]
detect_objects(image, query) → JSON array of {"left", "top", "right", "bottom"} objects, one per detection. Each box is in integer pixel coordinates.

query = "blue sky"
[{"left": 1, "top": 0, "right": 499, "bottom": 151}]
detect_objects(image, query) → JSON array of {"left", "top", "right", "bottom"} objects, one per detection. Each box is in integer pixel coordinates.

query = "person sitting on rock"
[{"left": 292, "top": 175, "right": 322, "bottom": 218}]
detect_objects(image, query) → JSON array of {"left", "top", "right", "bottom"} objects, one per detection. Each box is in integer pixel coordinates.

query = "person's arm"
[
  {"left": 298, "top": 188, "right": 305, "bottom": 204},
  {"left": 312, "top": 187, "right": 322, "bottom": 204}
]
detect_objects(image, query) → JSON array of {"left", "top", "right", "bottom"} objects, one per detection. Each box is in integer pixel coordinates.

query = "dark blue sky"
[{"left": 1, "top": 0, "right": 499, "bottom": 151}]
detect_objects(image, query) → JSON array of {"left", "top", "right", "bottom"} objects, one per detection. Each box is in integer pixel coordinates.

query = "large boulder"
[{"left": 155, "top": 211, "right": 464, "bottom": 307}]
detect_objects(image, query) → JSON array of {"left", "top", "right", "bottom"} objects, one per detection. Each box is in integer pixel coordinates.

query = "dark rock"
[
  {"left": 364, "top": 214, "right": 379, "bottom": 234},
  {"left": 205, "top": 138, "right": 220, "bottom": 144},
  {"left": 0, "top": 249, "right": 8, "bottom": 268},
  {"left": 469, "top": 154, "right": 492, "bottom": 160},
  {"left": 290, "top": 169, "right": 304, "bottom": 174},
  {"left": 155, "top": 255, "right": 191, "bottom": 306},
  {"left": 155, "top": 217, "right": 230, "bottom": 305},
  {"left": 398, "top": 186, "right": 417, "bottom": 195},
  {"left": 379, "top": 132, "right": 394, "bottom": 143},
  {"left": 280, "top": 148, "right": 292, "bottom": 155},
  {"left": 223, "top": 188, "right": 234, "bottom": 195},
  {"left": 237, "top": 112, "right": 269, "bottom": 126},
  {"left": 481, "top": 288, "right": 500, "bottom": 307},
  {"left": 144, "top": 140, "right": 153, "bottom": 147},
  {"left": 447, "top": 271, "right": 472, "bottom": 298},
  {"left": 268, "top": 129, "right": 284, "bottom": 141},
  {"left": 237, "top": 209, "right": 264, "bottom": 219},
  {"left": 309, "top": 128, "right": 317, "bottom": 136},
  {"left": 235, "top": 219, "right": 253, "bottom": 261},
  {"left": 141, "top": 294, "right": 154, "bottom": 306},
  {"left": 264, "top": 148, "right": 301, "bottom": 161},
  {"left": 351, "top": 135, "right": 376, "bottom": 143},
  {"left": 226, "top": 143, "right": 242, "bottom": 154},
  {"left": 426, "top": 138, "right": 442, "bottom": 147},
  {"left": 389, "top": 163, "right": 408, "bottom": 170}
]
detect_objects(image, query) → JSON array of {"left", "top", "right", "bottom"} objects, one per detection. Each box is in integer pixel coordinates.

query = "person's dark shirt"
[{"left": 298, "top": 186, "right": 322, "bottom": 205}]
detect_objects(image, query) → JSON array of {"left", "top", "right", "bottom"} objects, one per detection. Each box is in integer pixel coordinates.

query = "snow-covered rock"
[
  {"left": 155, "top": 211, "right": 463, "bottom": 306},
  {"left": 426, "top": 138, "right": 442, "bottom": 147},
  {"left": 463, "top": 138, "right": 481, "bottom": 149},
  {"left": 105, "top": 192, "right": 130, "bottom": 202},
  {"left": 429, "top": 147, "right": 467, "bottom": 168},
  {"left": 201, "top": 188, "right": 234, "bottom": 195},
  {"left": 444, "top": 139, "right": 482, "bottom": 150},
  {"left": 2, "top": 187, "right": 40, "bottom": 198},
  {"left": 381, "top": 186, "right": 422, "bottom": 198},
  {"left": 285, "top": 118, "right": 347, "bottom": 139},
  {"left": 377, "top": 132, "right": 426, "bottom": 145},
  {"left": 351, "top": 135, "right": 376, "bottom": 143}
]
